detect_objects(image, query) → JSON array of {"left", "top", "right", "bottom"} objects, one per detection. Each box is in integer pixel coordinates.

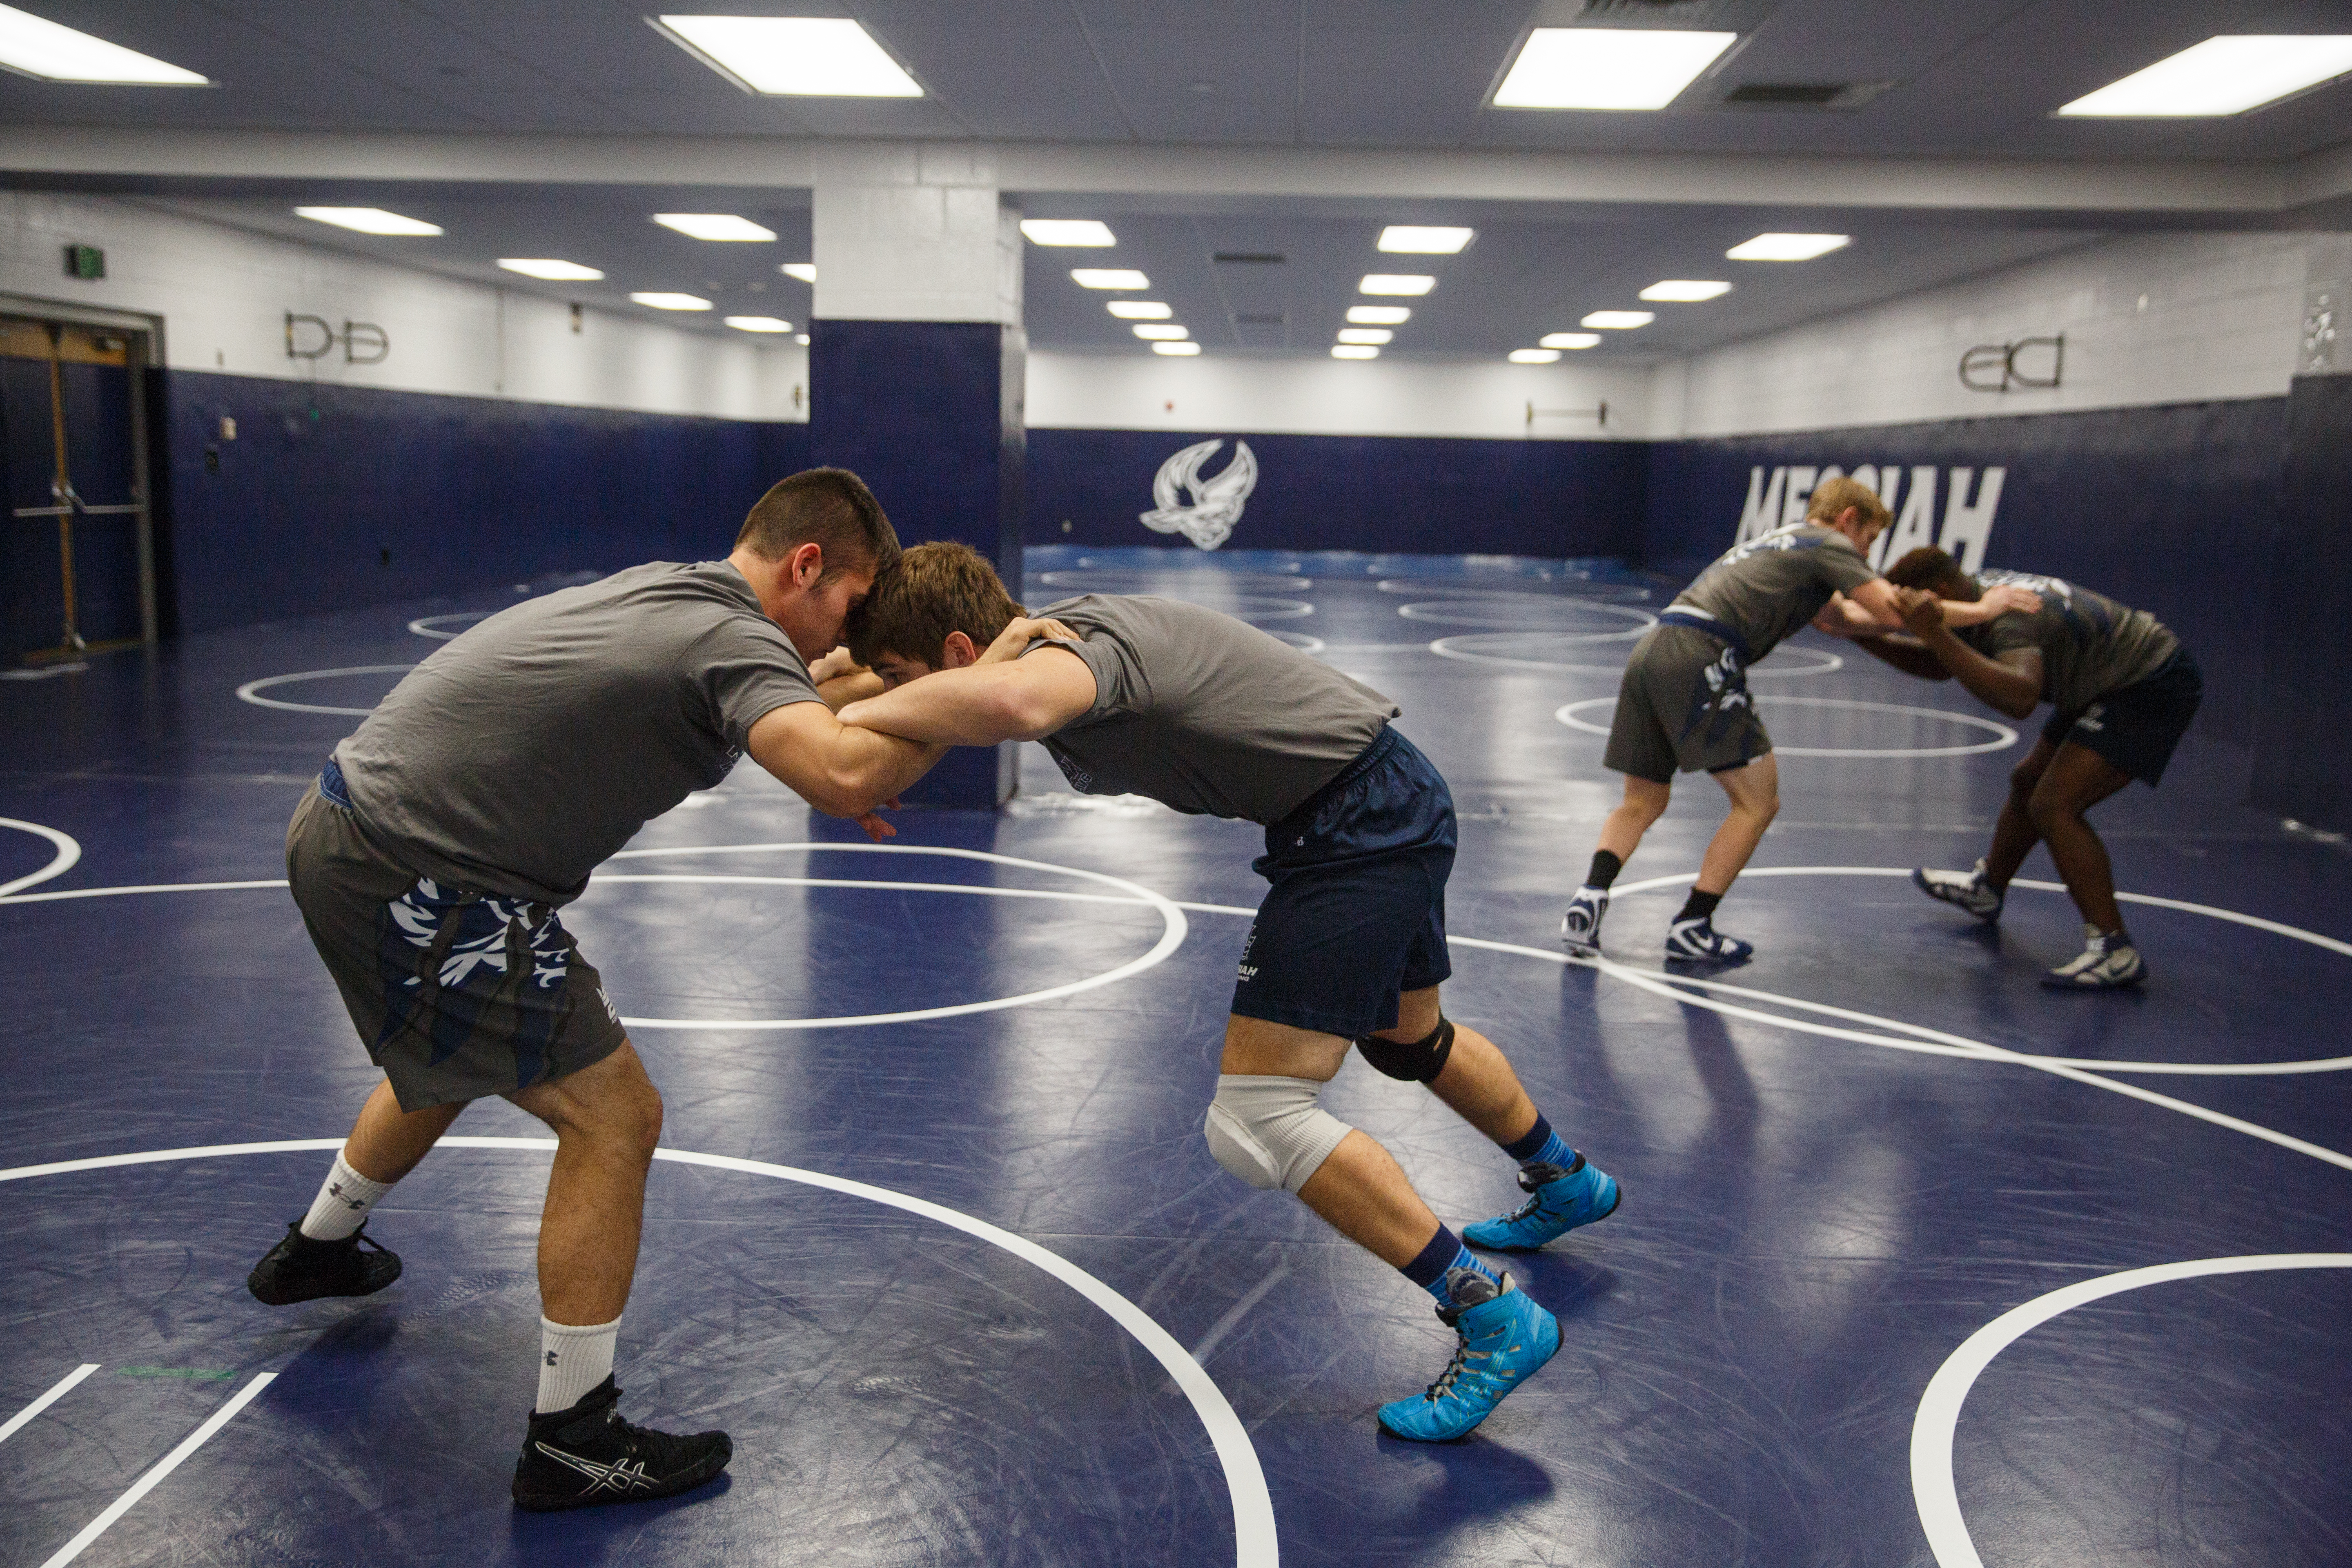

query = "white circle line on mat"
[
  {"left": 407, "top": 613, "right": 492, "bottom": 641},
  {"left": 1555, "top": 695, "right": 2017, "bottom": 757},
  {"left": 1596, "top": 866, "right": 2352, "bottom": 1073},
  {"left": 0, "top": 817, "right": 81, "bottom": 899},
  {"left": 1911, "top": 1253, "right": 2352, "bottom": 1568},
  {"left": 1399, "top": 599, "right": 1657, "bottom": 636},
  {"left": 234, "top": 665, "right": 417, "bottom": 716},
  {"left": 1430, "top": 638, "right": 1842, "bottom": 678},
  {"left": 0, "top": 1137, "right": 1276, "bottom": 1568}
]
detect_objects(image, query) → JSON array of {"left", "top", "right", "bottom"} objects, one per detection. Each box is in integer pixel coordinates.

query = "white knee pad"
[{"left": 1203, "top": 1074, "right": 1354, "bottom": 1195}]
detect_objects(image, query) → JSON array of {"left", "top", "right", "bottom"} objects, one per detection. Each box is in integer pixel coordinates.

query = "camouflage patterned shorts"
[{"left": 285, "top": 778, "right": 626, "bottom": 1111}]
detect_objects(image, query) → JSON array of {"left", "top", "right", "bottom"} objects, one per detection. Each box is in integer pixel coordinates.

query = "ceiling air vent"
[
  {"left": 1722, "top": 79, "right": 1892, "bottom": 109},
  {"left": 1212, "top": 252, "right": 1286, "bottom": 265}
]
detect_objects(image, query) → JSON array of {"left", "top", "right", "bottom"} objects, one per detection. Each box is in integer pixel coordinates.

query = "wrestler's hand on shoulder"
[{"left": 978, "top": 617, "right": 1080, "bottom": 664}]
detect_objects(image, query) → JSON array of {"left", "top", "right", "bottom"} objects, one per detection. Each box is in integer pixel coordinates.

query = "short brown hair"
[
  {"left": 1886, "top": 545, "right": 1970, "bottom": 593},
  {"left": 846, "top": 541, "right": 1025, "bottom": 668},
  {"left": 1806, "top": 474, "right": 1891, "bottom": 530},
  {"left": 734, "top": 468, "right": 900, "bottom": 579}
]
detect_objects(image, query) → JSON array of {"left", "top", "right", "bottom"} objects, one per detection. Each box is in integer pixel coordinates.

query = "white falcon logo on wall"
[{"left": 1139, "top": 439, "right": 1257, "bottom": 551}]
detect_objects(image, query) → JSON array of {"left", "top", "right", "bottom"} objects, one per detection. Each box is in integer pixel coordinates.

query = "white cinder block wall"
[
  {"left": 1026, "top": 350, "right": 1657, "bottom": 440},
  {"left": 1658, "top": 230, "right": 2317, "bottom": 439},
  {"left": 2, "top": 192, "right": 807, "bottom": 421}
]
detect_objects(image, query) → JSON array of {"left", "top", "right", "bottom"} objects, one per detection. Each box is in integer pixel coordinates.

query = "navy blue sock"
[
  {"left": 1500, "top": 1112, "right": 1577, "bottom": 1172},
  {"left": 1399, "top": 1226, "right": 1499, "bottom": 1306}
]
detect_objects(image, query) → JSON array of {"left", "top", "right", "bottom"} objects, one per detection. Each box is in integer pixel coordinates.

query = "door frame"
[{"left": 1, "top": 292, "right": 165, "bottom": 655}]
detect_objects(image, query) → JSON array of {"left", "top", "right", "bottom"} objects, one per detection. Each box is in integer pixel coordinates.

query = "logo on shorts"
[
  {"left": 2077, "top": 704, "right": 2106, "bottom": 732},
  {"left": 1140, "top": 439, "right": 1257, "bottom": 551}
]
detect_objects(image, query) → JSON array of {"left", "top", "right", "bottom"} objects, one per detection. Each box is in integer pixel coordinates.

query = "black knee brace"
[{"left": 1355, "top": 1017, "right": 1455, "bottom": 1084}]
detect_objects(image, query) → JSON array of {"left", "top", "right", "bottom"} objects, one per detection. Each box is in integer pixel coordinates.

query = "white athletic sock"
[
  {"left": 537, "top": 1316, "right": 621, "bottom": 1414},
  {"left": 297, "top": 1154, "right": 392, "bottom": 1241}
]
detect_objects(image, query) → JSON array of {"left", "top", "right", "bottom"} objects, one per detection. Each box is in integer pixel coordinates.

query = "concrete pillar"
[
  {"left": 2250, "top": 236, "right": 2352, "bottom": 831},
  {"left": 808, "top": 146, "right": 1025, "bottom": 808}
]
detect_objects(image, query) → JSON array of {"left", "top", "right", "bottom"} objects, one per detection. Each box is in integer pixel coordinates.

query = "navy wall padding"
[
  {"left": 809, "top": 319, "right": 1025, "bottom": 808},
  {"left": 1644, "top": 399, "right": 2288, "bottom": 749},
  {"left": 160, "top": 369, "right": 803, "bottom": 634},
  {"left": 1029, "top": 429, "right": 1644, "bottom": 559},
  {"left": 2251, "top": 376, "right": 2352, "bottom": 831}
]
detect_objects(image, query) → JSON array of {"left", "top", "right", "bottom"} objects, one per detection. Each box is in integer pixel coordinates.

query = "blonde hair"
[{"left": 1805, "top": 475, "right": 1890, "bottom": 531}]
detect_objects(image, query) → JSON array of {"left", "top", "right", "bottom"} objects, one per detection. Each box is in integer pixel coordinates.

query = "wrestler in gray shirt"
[
  {"left": 1669, "top": 523, "right": 1883, "bottom": 661},
  {"left": 1025, "top": 593, "right": 1399, "bottom": 824},
  {"left": 1953, "top": 570, "right": 2180, "bottom": 715},
  {"left": 338, "top": 560, "right": 821, "bottom": 904}
]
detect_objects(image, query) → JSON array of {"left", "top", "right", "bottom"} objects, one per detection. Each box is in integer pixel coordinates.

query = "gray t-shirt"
[
  {"left": 1956, "top": 570, "right": 2180, "bottom": 715},
  {"left": 1024, "top": 593, "right": 1399, "bottom": 825},
  {"left": 336, "top": 561, "right": 821, "bottom": 904},
  {"left": 1672, "top": 523, "right": 1881, "bottom": 661}
]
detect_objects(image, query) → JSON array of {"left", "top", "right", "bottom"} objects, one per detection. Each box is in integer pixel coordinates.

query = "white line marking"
[
  {"left": 1911, "top": 1254, "right": 2352, "bottom": 1568},
  {"left": 588, "top": 844, "right": 1187, "bottom": 1030},
  {"left": 0, "top": 879, "right": 286, "bottom": 906},
  {"left": 1401, "top": 598, "right": 1655, "bottom": 636},
  {"left": 0, "top": 1139, "right": 1277, "bottom": 1568},
  {"left": 1430, "top": 637, "right": 1842, "bottom": 677},
  {"left": 406, "top": 612, "right": 492, "bottom": 641},
  {"left": 0, "top": 817, "right": 82, "bottom": 898},
  {"left": 234, "top": 665, "right": 415, "bottom": 715},
  {"left": 0, "top": 1364, "right": 99, "bottom": 1446},
  {"left": 1557, "top": 695, "right": 2018, "bottom": 757},
  {"left": 36, "top": 1372, "right": 276, "bottom": 1568}
]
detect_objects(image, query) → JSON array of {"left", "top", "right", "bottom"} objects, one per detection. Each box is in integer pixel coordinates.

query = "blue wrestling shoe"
[
  {"left": 1461, "top": 1154, "right": 1620, "bottom": 1252},
  {"left": 1663, "top": 916, "right": 1752, "bottom": 965},
  {"left": 1376, "top": 1270, "right": 1559, "bottom": 1443}
]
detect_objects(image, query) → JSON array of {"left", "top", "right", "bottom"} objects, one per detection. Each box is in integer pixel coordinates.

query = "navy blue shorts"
[
  {"left": 2041, "top": 648, "right": 2203, "bottom": 786},
  {"left": 1231, "top": 726, "right": 1456, "bottom": 1037}
]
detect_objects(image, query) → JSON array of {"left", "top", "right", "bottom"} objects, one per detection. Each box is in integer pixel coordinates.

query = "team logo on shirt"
[{"left": 1140, "top": 439, "right": 1258, "bottom": 551}]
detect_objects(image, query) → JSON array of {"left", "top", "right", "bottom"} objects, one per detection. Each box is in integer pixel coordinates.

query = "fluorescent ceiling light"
[
  {"left": 1331, "top": 345, "right": 1379, "bottom": 359},
  {"left": 1152, "top": 341, "right": 1201, "bottom": 356},
  {"left": 1073, "top": 268, "right": 1149, "bottom": 289},
  {"left": 1377, "top": 225, "right": 1474, "bottom": 254},
  {"left": 296, "top": 207, "right": 442, "bottom": 236},
  {"left": 795, "top": 332, "right": 810, "bottom": 344},
  {"left": 654, "top": 213, "right": 776, "bottom": 243},
  {"left": 499, "top": 258, "right": 603, "bottom": 281},
  {"left": 725, "top": 316, "right": 793, "bottom": 332},
  {"left": 1509, "top": 348, "right": 1563, "bottom": 364},
  {"left": 2057, "top": 36, "right": 2352, "bottom": 117},
  {"left": 1640, "top": 279, "right": 1732, "bottom": 301},
  {"left": 1107, "top": 300, "right": 1172, "bottom": 319},
  {"left": 781, "top": 263, "right": 816, "bottom": 283},
  {"left": 1021, "top": 219, "right": 1116, "bottom": 247},
  {"left": 1336, "top": 328, "right": 1393, "bottom": 345},
  {"left": 1359, "top": 274, "right": 1435, "bottom": 296},
  {"left": 1581, "top": 310, "right": 1654, "bottom": 329},
  {"left": 1540, "top": 332, "right": 1602, "bottom": 349},
  {"left": 653, "top": 15, "right": 922, "bottom": 97},
  {"left": 0, "top": 4, "right": 209, "bottom": 84},
  {"left": 1348, "top": 305, "right": 1411, "bottom": 325},
  {"left": 1133, "top": 325, "right": 1189, "bottom": 340},
  {"left": 1727, "top": 232, "right": 1849, "bottom": 261},
  {"left": 630, "top": 292, "right": 712, "bottom": 311},
  {"left": 1494, "top": 27, "right": 1737, "bottom": 111}
]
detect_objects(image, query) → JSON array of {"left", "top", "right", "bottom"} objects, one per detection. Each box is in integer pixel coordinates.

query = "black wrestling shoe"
[
  {"left": 246, "top": 1221, "right": 402, "bottom": 1306},
  {"left": 512, "top": 1376, "right": 732, "bottom": 1512}
]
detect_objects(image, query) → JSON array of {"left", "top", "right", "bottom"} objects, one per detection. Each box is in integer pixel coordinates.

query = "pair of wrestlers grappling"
[{"left": 247, "top": 467, "right": 2194, "bottom": 1508}]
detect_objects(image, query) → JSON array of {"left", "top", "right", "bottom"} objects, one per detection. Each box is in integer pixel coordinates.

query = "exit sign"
[{"left": 62, "top": 244, "right": 105, "bottom": 280}]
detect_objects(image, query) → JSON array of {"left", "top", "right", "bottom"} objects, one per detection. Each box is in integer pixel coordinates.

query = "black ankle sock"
[
  {"left": 1586, "top": 850, "right": 1623, "bottom": 891},
  {"left": 1675, "top": 889, "right": 1722, "bottom": 924}
]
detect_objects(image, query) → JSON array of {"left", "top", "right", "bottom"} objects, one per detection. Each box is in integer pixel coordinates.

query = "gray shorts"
[
  {"left": 285, "top": 780, "right": 627, "bottom": 1111},
  {"left": 1601, "top": 624, "right": 1773, "bottom": 783}
]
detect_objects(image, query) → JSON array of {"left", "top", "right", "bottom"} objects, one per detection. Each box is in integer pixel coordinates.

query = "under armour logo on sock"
[
  {"left": 545, "top": 1350, "right": 559, "bottom": 1366},
  {"left": 329, "top": 1183, "right": 363, "bottom": 1209}
]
